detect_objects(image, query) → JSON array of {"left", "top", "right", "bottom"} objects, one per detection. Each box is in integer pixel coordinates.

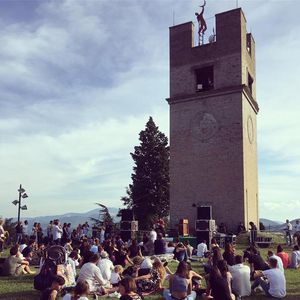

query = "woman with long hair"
[
  {"left": 204, "top": 265, "right": 235, "bottom": 300},
  {"left": 163, "top": 261, "right": 196, "bottom": 300},
  {"left": 223, "top": 243, "right": 236, "bottom": 266}
]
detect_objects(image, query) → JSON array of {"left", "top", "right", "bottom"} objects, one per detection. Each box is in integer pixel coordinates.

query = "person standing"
[
  {"left": 294, "top": 220, "right": 300, "bottom": 246},
  {"left": 284, "top": 219, "right": 293, "bottom": 246},
  {"left": 15, "top": 222, "right": 23, "bottom": 244},
  {"left": 22, "top": 220, "right": 29, "bottom": 239},
  {"left": 47, "top": 220, "right": 53, "bottom": 242},
  {"left": 249, "top": 222, "right": 257, "bottom": 245},
  {"left": 196, "top": 240, "right": 208, "bottom": 259},
  {"left": 149, "top": 227, "right": 157, "bottom": 243},
  {"left": 52, "top": 220, "right": 63, "bottom": 245}
]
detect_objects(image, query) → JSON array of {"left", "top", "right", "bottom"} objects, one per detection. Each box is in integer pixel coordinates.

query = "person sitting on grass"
[
  {"left": 119, "top": 277, "right": 143, "bottom": 300},
  {"left": 204, "top": 265, "right": 235, "bottom": 300},
  {"left": 229, "top": 255, "right": 251, "bottom": 298},
  {"left": 135, "top": 258, "right": 165, "bottom": 294},
  {"left": 267, "top": 250, "right": 284, "bottom": 273},
  {"left": 173, "top": 242, "right": 187, "bottom": 262},
  {"left": 276, "top": 245, "right": 289, "bottom": 269},
  {"left": 223, "top": 243, "right": 236, "bottom": 266},
  {"left": 111, "top": 265, "right": 123, "bottom": 287},
  {"left": 62, "top": 280, "right": 89, "bottom": 300},
  {"left": 289, "top": 245, "right": 300, "bottom": 269},
  {"left": 21, "top": 239, "right": 35, "bottom": 261},
  {"left": 77, "top": 253, "right": 111, "bottom": 295},
  {"left": 40, "top": 275, "right": 65, "bottom": 300},
  {"left": 251, "top": 257, "right": 286, "bottom": 298},
  {"left": 2, "top": 245, "right": 34, "bottom": 276},
  {"left": 163, "top": 261, "right": 196, "bottom": 300}
]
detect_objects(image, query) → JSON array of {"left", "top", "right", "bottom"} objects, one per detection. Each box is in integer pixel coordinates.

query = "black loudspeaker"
[
  {"left": 195, "top": 220, "right": 216, "bottom": 231},
  {"left": 120, "top": 221, "right": 131, "bottom": 231},
  {"left": 196, "top": 231, "right": 213, "bottom": 249},
  {"left": 197, "top": 206, "right": 212, "bottom": 220},
  {"left": 121, "top": 209, "right": 134, "bottom": 221},
  {"left": 120, "top": 231, "right": 136, "bottom": 242},
  {"left": 120, "top": 221, "right": 139, "bottom": 231}
]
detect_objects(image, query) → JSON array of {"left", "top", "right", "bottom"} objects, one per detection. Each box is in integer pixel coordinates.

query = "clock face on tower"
[
  {"left": 247, "top": 115, "right": 254, "bottom": 144},
  {"left": 191, "top": 112, "right": 218, "bottom": 142}
]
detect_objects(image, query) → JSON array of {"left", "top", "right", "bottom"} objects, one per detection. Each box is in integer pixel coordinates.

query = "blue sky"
[{"left": 0, "top": 0, "right": 299, "bottom": 222}]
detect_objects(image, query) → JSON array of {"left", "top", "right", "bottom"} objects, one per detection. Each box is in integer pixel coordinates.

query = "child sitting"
[{"left": 111, "top": 265, "right": 123, "bottom": 287}]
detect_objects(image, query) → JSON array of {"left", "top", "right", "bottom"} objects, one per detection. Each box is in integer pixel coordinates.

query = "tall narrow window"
[
  {"left": 195, "top": 66, "right": 214, "bottom": 92},
  {"left": 248, "top": 72, "right": 253, "bottom": 94}
]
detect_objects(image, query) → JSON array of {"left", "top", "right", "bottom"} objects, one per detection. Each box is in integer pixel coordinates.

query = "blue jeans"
[{"left": 251, "top": 277, "right": 271, "bottom": 297}]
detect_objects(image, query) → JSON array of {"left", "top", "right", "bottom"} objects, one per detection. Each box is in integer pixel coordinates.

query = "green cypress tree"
[{"left": 121, "top": 117, "right": 170, "bottom": 230}]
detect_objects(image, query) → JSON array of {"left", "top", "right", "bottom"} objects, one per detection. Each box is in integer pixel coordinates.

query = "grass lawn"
[{"left": 1, "top": 238, "right": 300, "bottom": 299}]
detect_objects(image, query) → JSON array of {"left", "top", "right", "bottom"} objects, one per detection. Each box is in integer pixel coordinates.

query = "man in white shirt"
[
  {"left": 78, "top": 253, "right": 111, "bottom": 293},
  {"left": 229, "top": 255, "right": 251, "bottom": 297},
  {"left": 97, "top": 251, "right": 114, "bottom": 281},
  {"left": 252, "top": 257, "right": 286, "bottom": 298},
  {"left": 52, "top": 220, "right": 63, "bottom": 244},
  {"left": 149, "top": 228, "right": 157, "bottom": 243},
  {"left": 196, "top": 240, "right": 208, "bottom": 258},
  {"left": 267, "top": 251, "right": 284, "bottom": 273}
]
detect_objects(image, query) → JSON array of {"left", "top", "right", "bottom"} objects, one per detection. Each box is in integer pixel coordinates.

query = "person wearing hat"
[{"left": 97, "top": 251, "right": 114, "bottom": 281}]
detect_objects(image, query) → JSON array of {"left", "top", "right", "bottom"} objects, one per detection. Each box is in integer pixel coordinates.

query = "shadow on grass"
[{"left": 0, "top": 290, "right": 40, "bottom": 300}]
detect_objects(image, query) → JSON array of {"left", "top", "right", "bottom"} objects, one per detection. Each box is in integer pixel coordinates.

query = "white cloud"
[{"left": 1, "top": 0, "right": 300, "bottom": 222}]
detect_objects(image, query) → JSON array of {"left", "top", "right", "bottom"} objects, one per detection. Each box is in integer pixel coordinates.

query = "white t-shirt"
[
  {"left": 262, "top": 268, "right": 286, "bottom": 298},
  {"left": 196, "top": 242, "right": 208, "bottom": 258},
  {"left": 229, "top": 264, "right": 251, "bottom": 297},
  {"left": 149, "top": 230, "right": 157, "bottom": 242},
  {"left": 270, "top": 254, "right": 284, "bottom": 273},
  {"left": 110, "top": 271, "right": 121, "bottom": 285},
  {"left": 78, "top": 262, "right": 109, "bottom": 292},
  {"left": 19, "top": 243, "right": 27, "bottom": 252},
  {"left": 22, "top": 224, "right": 28, "bottom": 235},
  {"left": 296, "top": 223, "right": 300, "bottom": 232},
  {"left": 97, "top": 258, "right": 114, "bottom": 281},
  {"left": 52, "top": 225, "right": 63, "bottom": 240},
  {"left": 141, "top": 257, "right": 153, "bottom": 269}
]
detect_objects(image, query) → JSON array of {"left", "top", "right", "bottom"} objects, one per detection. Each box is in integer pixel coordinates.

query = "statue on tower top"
[{"left": 195, "top": 0, "right": 207, "bottom": 45}]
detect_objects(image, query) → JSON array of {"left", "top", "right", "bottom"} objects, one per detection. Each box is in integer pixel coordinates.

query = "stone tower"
[{"left": 168, "top": 8, "right": 259, "bottom": 233}]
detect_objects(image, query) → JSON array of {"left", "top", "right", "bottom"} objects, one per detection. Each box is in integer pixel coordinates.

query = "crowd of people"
[{"left": 0, "top": 218, "right": 300, "bottom": 299}]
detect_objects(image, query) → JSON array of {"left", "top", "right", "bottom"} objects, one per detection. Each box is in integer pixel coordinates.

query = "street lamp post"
[{"left": 12, "top": 184, "right": 28, "bottom": 223}]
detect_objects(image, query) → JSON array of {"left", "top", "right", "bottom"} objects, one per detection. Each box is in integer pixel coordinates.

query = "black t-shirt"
[
  {"left": 248, "top": 254, "right": 269, "bottom": 271},
  {"left": 154, "top": 239, "right": 166, "bottom": 255},
  {"left": 16, "top": 224, "right": 23, "bottom": 234},
  {"left": 22, "top": 246, "right": 32, "bottom": 258},
  {"left": 223, "top": 252, "right": 236, "bottom": 266},
  {"left": 40, "top": 288, "right": 53, "bottom": 300}
]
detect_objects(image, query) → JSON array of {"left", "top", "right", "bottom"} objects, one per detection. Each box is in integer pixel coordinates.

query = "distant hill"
[
  {"left": 260, "top": 218, "right": 282, "bottom": 229},
  {"left": 12, "top": 207, "right": 120, "bottom": 232}
]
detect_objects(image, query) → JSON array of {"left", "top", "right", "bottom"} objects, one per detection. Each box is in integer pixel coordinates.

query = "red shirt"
[{"left": 277, "top": 252, "right": 289, "bottom": 268}]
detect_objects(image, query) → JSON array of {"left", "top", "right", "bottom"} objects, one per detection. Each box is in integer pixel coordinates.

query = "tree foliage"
[
  {"left": 121, "top": 117, "right": 170, "bottom": 230},
  {"left": 90, "top": 203, "right": 114, "bottom": 228}
]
